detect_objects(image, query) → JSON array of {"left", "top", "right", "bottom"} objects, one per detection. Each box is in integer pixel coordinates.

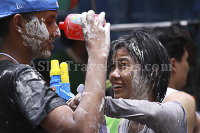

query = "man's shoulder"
[
  {"left": 164, "top": 90, "right": 196, "bottom": 114},
  {"left": 164, "top": 87, "right": 194, "bottom": 101},
  {"left": 0, "top": 60, "right": 35, "bottom": 77},
  {"left": 166, "top": 91, "right": 195, "bottom": 102}
]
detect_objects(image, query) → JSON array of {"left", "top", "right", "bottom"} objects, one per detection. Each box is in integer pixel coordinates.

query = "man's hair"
[
  {"left": 149, "top": 25, "right": 191, "bottom": 62},
  {"left": 0, "top": 12, "right": 35, "bottom": 37},
  {"left": 107, "top": 30, "right": 170, "bottom": 102}
]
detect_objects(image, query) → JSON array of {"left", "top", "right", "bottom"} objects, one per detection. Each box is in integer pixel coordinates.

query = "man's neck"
[
  {"left": 1, "top": 38, "right": 33, "bottom": 64},
  {"left": 168, "top": 78, "right": 179, "bottom": 90}
]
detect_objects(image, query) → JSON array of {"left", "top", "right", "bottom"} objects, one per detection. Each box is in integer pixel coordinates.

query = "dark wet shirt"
[{"left": 0, "top": 60, "right": 66, "bottom": 133}]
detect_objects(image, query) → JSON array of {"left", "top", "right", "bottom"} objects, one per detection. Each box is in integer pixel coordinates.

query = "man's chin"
[{"left": 41, "top": 51, "right": 51, "bottom": 59}]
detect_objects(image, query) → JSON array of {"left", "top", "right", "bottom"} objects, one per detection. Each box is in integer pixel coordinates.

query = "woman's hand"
[{"left": 66, "top": 93, "right": 81, "bottom": 111}]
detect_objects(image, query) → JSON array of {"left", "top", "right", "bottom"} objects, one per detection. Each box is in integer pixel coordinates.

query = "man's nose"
[
  {"left": 53, "top": 29, "right": 61, "bottom": 38},
  {"left": 53, "top": 24, "right": 61, "bottom": 38}
]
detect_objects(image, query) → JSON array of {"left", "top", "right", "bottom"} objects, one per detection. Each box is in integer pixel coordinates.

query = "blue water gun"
[{"left": 50, "top": 60, "right": 75, "bottom": 102}]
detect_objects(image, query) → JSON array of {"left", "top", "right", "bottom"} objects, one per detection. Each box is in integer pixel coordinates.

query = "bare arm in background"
[
  {"left": 105, "top": 97, "right": 187, "bottom": 133},
  {"left": 40, "top": 10, "right": 110, "bottom": 133},
  {"left": 194, "top": 113, "right": 200, "bottom": 133},
  {"left": 163, "top": 91, "right": 197, "bottom": 133}
]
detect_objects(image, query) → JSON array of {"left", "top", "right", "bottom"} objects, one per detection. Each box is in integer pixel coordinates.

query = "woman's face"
[
  {"left": 109, "top": 47, "right": 138, "bottom": 99},
  {"left": 109, "top": 47, "right": 152, "bottom": 100}
]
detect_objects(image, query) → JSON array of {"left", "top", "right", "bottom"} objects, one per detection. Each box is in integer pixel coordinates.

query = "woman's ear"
[{"left": 13, "top": 14, "right": 23, "bottom": 33}]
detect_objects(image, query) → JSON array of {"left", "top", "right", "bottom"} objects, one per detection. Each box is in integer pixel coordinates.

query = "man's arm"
[
  {"left": 163, "top": 91, "right": 196, "bottom": 133},
  {"left": 40, "top": 10, "right": 110, "bottom": 133},
  {"left": 105, "top": 97, "right": 187, "bottom": 133}
]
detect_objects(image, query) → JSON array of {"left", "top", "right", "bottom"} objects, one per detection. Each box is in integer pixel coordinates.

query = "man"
[
  {"left": 0, "top": 0, "right": 110, "bottom": 132},
  {"left": 149, "top": 25, "right": 200, "bottom": 133}
]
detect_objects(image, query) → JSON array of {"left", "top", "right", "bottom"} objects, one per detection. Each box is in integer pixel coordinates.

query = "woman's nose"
[{"left": 109, "top": 69, "right": 120, "bottom": 81}]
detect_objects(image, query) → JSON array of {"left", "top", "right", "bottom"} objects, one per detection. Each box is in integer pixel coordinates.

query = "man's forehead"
[{"left": 35, "top": 11, "right": 57, "bottom": 19}]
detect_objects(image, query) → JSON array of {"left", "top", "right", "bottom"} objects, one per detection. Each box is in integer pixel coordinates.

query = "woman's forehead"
[
  {"left": 115, "top": 47, "right": 129, "bottom": 56},
  {"left": 111, "top": 48, "right": 134, "bottom": 62}
]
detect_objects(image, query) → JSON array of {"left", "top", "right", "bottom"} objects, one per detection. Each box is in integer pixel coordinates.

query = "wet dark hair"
[
  {"left": 107, "top": 30, "right": 170, "bottom": 102},
  {"left": 0, "top": 12, "right": 35, "bottom": 37},
  {"left": 148, "top": 25, "right": 191, "bottom": 62}
]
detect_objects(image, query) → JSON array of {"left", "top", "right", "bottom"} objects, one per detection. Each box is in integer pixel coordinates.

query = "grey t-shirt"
[{"left": 105, "top": 97, "right": 187, "bottom": 133}]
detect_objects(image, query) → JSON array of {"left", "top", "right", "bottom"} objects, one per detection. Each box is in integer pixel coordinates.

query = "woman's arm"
[{"left": 105, "top": 97, "right": 187, "bottom": 133}]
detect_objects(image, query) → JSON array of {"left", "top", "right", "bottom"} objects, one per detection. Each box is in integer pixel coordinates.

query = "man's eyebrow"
[{"left": 46, "top": 14, "right": 56, "bottom": 19}]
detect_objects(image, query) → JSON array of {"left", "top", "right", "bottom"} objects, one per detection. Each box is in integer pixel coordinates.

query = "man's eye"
[{"left": 48, "top": 21, "right": 53, "bottom": 25}]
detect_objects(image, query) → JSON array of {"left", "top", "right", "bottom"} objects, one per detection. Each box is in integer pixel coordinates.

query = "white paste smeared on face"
[{"left": 22, "top": 16, "right": 51, "bottom": 58}]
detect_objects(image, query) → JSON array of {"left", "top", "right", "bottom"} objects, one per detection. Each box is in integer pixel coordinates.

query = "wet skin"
[
  {"left": 21, "top": 11, "right": 60, "bottom": 59},
  {"left": 173, "top": 48, "right": 189, "bottom": 90},
  {"left": 109, "top": 47, "right": 136, "bottom": 99},
  {"left": 109, "top": 47, "right": 154, "bottom": 101}
]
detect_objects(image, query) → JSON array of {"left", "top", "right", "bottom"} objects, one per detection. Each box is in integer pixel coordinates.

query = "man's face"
[
  {"left": 109, "top": 47, "right": 151, "bottom": 100},
  {"left": 175, "top": 48, "right": 189, "bottom": 90},
  {"left": 21, "top": 11, "right": 60, "bottom": 59}
]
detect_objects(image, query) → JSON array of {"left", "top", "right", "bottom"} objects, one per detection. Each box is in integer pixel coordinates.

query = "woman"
[
  {"left": 68, "top": 30, "right": 187, "bottom": 133},
  {"left": 104, "top": 30, "right": 187, "bottom": 133}
]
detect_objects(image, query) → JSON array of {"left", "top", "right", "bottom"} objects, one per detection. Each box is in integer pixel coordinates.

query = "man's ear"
[
  {"left": 170, "top": 58, "right": 177, "bottom": 72},
  {"left": 13, "top": 14, "right": 23, "bottom": 33}
]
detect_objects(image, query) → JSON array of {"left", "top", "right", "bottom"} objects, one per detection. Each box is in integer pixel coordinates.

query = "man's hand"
[{"left": 81, "top": 10, "right": 110, "bottom": 58}]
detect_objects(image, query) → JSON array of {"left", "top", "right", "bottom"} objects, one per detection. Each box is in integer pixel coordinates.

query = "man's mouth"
[{"left": 49, "top": 39, "right": 55, "bottom": 43}]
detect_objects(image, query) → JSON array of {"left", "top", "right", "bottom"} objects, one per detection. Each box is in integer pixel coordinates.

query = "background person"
[{"left": 149, "top": 25, "right": 200, "bottom": 133}]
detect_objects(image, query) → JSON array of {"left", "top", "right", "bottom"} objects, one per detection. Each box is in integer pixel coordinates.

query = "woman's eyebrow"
[{"left": 118, "top": 57, "right": 131, "bottom": 63}]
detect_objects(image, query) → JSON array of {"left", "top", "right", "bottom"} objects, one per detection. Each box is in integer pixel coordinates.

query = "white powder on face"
[
  {"left": 41, "top": 50, "right": 51, "bottom": 58},
  {"left": 129, "top": 69, "right": 150, "bottom": 100},
  {"left": 22, "top": 16, "right": 50, "bottom": 58},
  {"left": 54, "top": 28, "right": 61, "bottom": 37},
  {"left": 23, "top": 16, "right": 49, "bottom": 42}
]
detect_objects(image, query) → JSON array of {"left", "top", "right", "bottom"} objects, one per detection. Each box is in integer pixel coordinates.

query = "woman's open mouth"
[{"left": 113, "top": 84, "right": 123, "bottom": 91}]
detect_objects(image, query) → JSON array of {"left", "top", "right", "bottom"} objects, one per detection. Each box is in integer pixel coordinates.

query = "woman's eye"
[
  {"left": 121, "top": 63, "right": 129, "bottom": 70},
  {"left": 121, "top": 63, "right": 128, "bottom": 67}
]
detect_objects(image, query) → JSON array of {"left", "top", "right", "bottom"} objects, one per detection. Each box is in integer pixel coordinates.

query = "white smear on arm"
[
  {"left": 99, "top": 98, "right": 105, "bottom": 113},
  {"left": 104, "top": 23, "right": 110, "bottom": 48}
]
